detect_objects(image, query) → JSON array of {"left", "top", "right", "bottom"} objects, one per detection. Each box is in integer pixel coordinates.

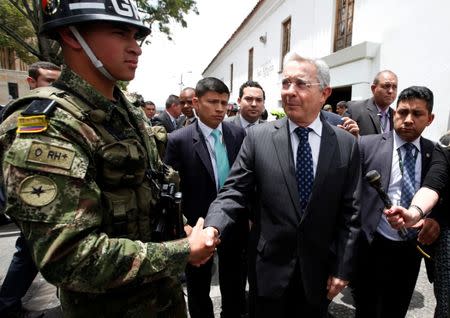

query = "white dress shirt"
[
  {"left": 377, "top": 131, "right": 422, "bottom": 241},
  {"left": 288, "top": 114, "right": 322, "bottom": 176}
]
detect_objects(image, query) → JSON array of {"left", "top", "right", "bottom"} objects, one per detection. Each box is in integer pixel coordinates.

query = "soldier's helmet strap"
[{"left": 69, "top": 26, "right": 116, "bottom": 82}]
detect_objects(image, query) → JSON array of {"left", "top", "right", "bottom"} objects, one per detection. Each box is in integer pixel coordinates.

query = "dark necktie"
[
  {"left": 399, "top": 143, "right": 418, "bottom": 240},
  {"left": 294, "top": 127, "right": 314, "bottom": 212},
  {"left": 379, "top": 111, "right": 389, "bottom": 132},
  {"left": 211, "top": 129, "right": 230, "bottom": 189}
]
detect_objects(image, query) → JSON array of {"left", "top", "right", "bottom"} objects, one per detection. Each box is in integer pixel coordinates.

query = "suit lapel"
[
  {"left": 420, "top": 137, "right": 434, "bottom": 183},
  {"left": 222, "top": 123, "right": 238, "bottom": 163},
  {"left": 193, "top": 123, "right": 216, "bottom": 184},
  {"left": 367, "top": 98, "right": 382, "bottom": 134},
  {"left": 380, "top": 133, "right": 394, "bottom": 191},
  {"left": 272, "top": 118, "right": 302, "bottom": 220}
]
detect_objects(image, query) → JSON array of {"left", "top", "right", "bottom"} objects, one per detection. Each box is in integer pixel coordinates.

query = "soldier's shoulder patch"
[
  {"left": 18, "top": 175, "right": 57, "bottom": 207},
  {"left": 4, "top": 138, "right": 88, "bottom": 179},
  {"left": 17, "top": 115, "right": 48, "bottom": 134}
]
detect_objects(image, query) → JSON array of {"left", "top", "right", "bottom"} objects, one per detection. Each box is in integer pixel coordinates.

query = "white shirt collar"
[
  {"left": 393, "top": 130, "right": 421, "bottom": 152},
  {"left": 197, "top": 119, "right": 223, "bottom": 138},
  {"left": 288, "top": 113, "right": 322, "bottom": 137}
]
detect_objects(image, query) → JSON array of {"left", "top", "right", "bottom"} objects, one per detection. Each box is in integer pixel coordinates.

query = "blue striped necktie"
[{"left": 399, "top": 143, "right": 418, "bottom": 240}]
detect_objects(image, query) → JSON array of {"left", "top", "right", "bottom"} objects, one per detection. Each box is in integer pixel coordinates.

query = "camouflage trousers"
[{"left": 59, "top": 277, "right": 187, "bottom": 318}]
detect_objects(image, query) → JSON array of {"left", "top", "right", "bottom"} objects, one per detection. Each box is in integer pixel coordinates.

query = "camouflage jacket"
[{"left": 0, "top": 67, "right": 189, "bottom": 316}]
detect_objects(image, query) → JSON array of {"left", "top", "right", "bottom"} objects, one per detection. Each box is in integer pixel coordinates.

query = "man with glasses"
[
  {"left": 226, "top": 80, "right": 266, "bottom": 130},
  {"left": 178, "top": 87, "right": 197, "bottom": 126},
  {"left": 204, "top": 52, "right": 361, "bottom": 318},
  {"left": 346, "top": 70, "right": 398, "bottom": 135}
]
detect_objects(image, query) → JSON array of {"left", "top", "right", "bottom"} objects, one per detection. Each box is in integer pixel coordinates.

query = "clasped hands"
[{"left": 186, "top": 218, "right": 220, "bottom": 266}]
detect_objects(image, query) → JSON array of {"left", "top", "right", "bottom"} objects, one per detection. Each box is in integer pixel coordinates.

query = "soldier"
[{"left": 0, "top": 0, "right": 216, "bottom": 317}]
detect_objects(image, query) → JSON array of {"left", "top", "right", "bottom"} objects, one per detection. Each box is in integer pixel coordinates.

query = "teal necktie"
[{"left": 211, "top": 129, "right": 230, "bottom": 189}]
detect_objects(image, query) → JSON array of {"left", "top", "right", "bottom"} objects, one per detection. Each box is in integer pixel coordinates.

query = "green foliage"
[
  {"left": 0, "top": 0, "right": 198, "bottom": 65},
  {"left": 0, "top": 0, "right": 37, "bottom": 63}
]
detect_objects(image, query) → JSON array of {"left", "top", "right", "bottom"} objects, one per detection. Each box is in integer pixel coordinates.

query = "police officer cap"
[{"left": 40, "top": 0, "right": 151, "bottom": 39}]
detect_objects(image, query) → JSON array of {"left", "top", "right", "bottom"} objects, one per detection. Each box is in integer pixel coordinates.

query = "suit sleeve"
[
  {"left": 204, "top": 128, "right": 255, "bottom": 237},
  {"left": 333, "top": 136, "right": 362, "bottom": 280}
]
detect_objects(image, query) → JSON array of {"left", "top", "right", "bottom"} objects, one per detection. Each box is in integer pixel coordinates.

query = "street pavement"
[{"left": 0, "top": 223, "right": 436, "bottom": 317}]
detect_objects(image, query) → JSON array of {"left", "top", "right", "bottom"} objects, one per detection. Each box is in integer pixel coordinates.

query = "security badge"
[
  {"left": 19, "top": 175, "right": 57, "bottom": 207},
  {"left": 26, "top": 141, "right": 75, "bottom": 170}
]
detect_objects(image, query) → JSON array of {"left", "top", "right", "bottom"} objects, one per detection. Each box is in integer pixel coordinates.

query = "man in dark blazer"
[
  {"left": 151, "top": 94, "right": 182, "bottom": 132},
  {"left": 355, "top": 86, "right": 439, "bottom": 317},
  {"left": 165, "top": 77, "right": 246, "bottom": 318},
  {"left": 346, "top": 70, "right": 398, "bottom": 135},
  {"left": 204, "top": 53, "right": 361, "bottom": 318},
  {"left": 178, "top": 87, "right": 197, "bottom": 127},
  {"left": 226, "top": 80, "right": 266, "bottom": 129}
]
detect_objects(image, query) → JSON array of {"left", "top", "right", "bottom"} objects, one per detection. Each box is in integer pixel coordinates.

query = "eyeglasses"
[
  {"left": 379, "top": 83, "right": 398, "bottom": 90},
  {"left": 282, "top": 78, "right": 321, "bottom": 90},
  {"left": 180, "top": 100, "right": 193, "bottom": 106},
  {"left": 242, "top": 96, "right": 264, "bottom": 104}
]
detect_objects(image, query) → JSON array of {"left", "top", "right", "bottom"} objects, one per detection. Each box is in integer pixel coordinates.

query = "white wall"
[{"left": 204, "top": 0, "right": 450, "bottom": 140}]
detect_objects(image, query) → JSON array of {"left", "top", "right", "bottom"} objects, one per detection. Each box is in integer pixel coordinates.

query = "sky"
[{"left": 128, "top": 0, "right": 259, "bottom": 109}]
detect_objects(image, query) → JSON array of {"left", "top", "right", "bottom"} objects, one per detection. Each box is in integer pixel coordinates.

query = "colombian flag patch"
[{"left": 17, "top": 115, "right": 48, "bottom": 134}]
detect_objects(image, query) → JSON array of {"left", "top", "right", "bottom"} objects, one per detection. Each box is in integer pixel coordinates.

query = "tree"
[{"left": 0, "top": 0, "right": 198, "bottom": 65}]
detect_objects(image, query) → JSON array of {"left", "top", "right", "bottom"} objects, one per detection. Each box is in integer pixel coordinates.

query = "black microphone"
[{"left": 365, "top": 170, "right": 408, "bottom": 236}]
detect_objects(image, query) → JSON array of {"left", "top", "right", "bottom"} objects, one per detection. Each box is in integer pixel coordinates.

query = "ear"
[
  {"left": 370, "top": 83, "right": 377, "bottom": 94},
  {"left": 321, "top": 86, "right": 332, "bottom": 102},
  {"left": 26, "top": 76, "right": 36, "bottom": 89},
  {"left": 427, "top": 113, "right": 435, "bottom": 126},
  {"left": 192, "top": 97, "right": 200, "bottom": 111},
  {"left": 58, "top": 27, "right": 82, "bottom": 50}
]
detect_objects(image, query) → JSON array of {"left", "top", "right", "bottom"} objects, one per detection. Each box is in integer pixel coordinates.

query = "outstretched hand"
[
  {"left": 384, "top": 205, "right": 420, "bottom": 229},
  {"left": 187, "top": 218, "right": 220, "bottom": 266}
]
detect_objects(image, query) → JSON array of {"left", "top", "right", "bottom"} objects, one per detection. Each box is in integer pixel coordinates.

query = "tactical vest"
[{"left": 2, "top": 86, "right": 176, "bottom": 242}]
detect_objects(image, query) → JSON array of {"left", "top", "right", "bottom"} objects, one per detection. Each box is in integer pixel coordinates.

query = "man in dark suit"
[
  {"left": 178, "top": 87, "right": 197, "bottom": 127},
  {"left": 226, "top": 80, "right": 266, "bottom": 129},
  {"left": 355, "top": 86, "right": 439, "bottom": 317},
  {"left": 165, "top": 77, "right": 246, "bottom": 318},
  {"left": 151, "top": 94, "right": 182, "bottom": 132},
  {"left": 204, "top": 52, "right": 361, "bottom": 318},
  {"left": 346, "top": 70, "right": 398, "bottom": 135}
]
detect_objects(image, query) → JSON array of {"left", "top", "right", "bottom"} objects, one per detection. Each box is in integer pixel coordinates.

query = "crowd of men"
[{"left": 0, "top": 1, "right": 449, "bottom": 318}]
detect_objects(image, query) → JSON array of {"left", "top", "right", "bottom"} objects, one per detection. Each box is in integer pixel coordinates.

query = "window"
[
  {"left": 280, "top": 17, "right": 291, "bottom": 69},
  {"left": 248, "top": 48, "right": 254, "bottom": 80},
  {"left": 8, "top": 82, "right": 19, "bottom": 99},
  {"left": 230, "top": 63, "right": 234, "bottom": 92},
  {"left": 334, "top": 0, "right": 354, "bottom": 52}
]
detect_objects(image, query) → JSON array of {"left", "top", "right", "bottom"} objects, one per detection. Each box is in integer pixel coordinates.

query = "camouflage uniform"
[{"left": 0, "top": 67, "right": 189, "bottom": 317}]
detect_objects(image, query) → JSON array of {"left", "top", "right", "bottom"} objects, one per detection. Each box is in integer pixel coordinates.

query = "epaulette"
[{"left": 17, "top": 99, "right": 58, "bottom": 134}]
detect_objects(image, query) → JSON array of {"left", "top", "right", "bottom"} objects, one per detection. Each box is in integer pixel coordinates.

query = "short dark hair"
[
  {"left": 165, "top": 94, "right": 180, "bottom": 109},
  {"left": 28, "top": 61, "right": 60, "bottom": 80},
  {"left": 396, "top": 86, "right": 434, "bottom": 113},
  {"left": 144, "top": 101, "right": 155, "bottom": 107},
  {"left": 439, "top": 130, "right": 450, "bottom": 147},
  {"left": 238, "top": 80, "right": 266, "bottom": 100},
  {"left": 336, "top": 101, "right": 347, "bottom": 108},
  {"left": 195, "top": 77, "right": 229, "bottom": 98}
]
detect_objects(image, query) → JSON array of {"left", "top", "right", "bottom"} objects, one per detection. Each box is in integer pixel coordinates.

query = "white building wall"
[{"left": 204, "top": 0, "right": 450, "bottom": 140}]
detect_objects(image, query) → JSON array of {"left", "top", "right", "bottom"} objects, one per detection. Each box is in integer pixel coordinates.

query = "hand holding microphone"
[{"left": 365, "top": 170, "right": 409, "bottom": 237}]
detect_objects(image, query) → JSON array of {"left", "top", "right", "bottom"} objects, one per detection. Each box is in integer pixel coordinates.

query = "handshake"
[{"left": 185, "top": 218, "right": 220, "bottom": 266}]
